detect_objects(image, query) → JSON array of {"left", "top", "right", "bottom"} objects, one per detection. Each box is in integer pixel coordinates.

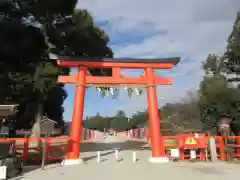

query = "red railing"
[
  {"left": 221, "top": 136, "right": 240, "bottom": 159},
  {"left": 0, "top": 136, "right": 69, "bottom": 162},
  {"left": 119, "top": 128, "right": 238, "bottom": 161},
  {"left": 1, "top": 135, "right": 240, "bottom": 163},
  {"left": 163, "top": 136, "right": 207, "bottom": 160},
  {"left": 161, "top": 136, "right": 236, "bottom": 161}
]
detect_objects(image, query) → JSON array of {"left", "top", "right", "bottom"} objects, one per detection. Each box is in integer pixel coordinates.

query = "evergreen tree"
[
  {"left": 0, "top": 1, "right": 113, "bottom": 132},
  {"left": 222, "top": 11, "right": 240, "bottom": 83},
  {"left": 115, "top": 110, "right": 126, "bottom": 119},
  {"left": 198, "top": 12, "right": 240, "bottom": 133}
]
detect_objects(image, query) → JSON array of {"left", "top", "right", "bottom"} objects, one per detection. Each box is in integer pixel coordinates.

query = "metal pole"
[{"left": 41, "top": 133, "right": 47, "bottom": 170}]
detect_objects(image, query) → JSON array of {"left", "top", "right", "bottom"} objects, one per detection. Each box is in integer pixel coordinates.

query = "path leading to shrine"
[{"left": 11, "top": 136, "right": 240, "bottom": 180}]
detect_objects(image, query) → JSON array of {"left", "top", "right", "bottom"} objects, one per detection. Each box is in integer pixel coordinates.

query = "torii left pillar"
[{"left": 61, "top": 66, "right": 87, "bottom": 165}]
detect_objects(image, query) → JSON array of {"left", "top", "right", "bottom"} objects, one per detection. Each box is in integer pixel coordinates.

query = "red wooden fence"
[{"left": 1, "top": 128, "right": 240, "bottom": 163}]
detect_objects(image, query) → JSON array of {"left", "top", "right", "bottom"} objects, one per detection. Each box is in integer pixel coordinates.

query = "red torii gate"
[{"left": 57, "top": 56, "right": 180, "bottom": 165}]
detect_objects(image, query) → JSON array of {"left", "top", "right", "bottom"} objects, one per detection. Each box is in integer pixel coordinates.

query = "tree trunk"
[
  {"left": 30, "top": 102, "right": 43, "bottom": 138},
  {"left": 30, "top": 101, "right": 43, "bottom": 150}
]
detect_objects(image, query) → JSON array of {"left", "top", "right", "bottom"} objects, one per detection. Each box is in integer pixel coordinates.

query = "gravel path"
[{"left": 11, "top": 136, "right": 240, "bottom": 180}]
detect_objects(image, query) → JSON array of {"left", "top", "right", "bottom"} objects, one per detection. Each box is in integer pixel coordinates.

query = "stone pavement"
[{"left": 11, "top": 136, "right": 240, "bottom": 180}]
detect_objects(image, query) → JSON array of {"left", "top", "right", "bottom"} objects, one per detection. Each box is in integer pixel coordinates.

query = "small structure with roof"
[{"left": 40, "top": 116, "right": 58, "bottom": 135}]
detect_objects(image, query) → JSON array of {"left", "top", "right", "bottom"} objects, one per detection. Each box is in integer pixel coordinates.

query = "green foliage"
[
  {"left": 202, "top": 54, "right": 222, "bottom": 75},
  {"left": 222, "top": 12, "right": 240, "bottom": 77},
  {"left": 115, "top": 110, "right": 126, "bottom": 119},
  {"left": 198, "top": 75, "right": 239, "bottom": 128},
  {"left": 0, "top": 1, "right": 113, "bottom": 129},
  {"left": 83, "top": 105, "right": 202, "bottom": 135},
  {"left": 83, "top": 110, "right": 145, "bottom": 132},
  {"left": 198, "top": 11, "right": 240, "bottom": 133}
]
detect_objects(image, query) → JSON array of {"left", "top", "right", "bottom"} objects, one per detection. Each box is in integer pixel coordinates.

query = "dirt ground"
[{"left": 10, "top": 136, "right": 240, "bottom": 180}]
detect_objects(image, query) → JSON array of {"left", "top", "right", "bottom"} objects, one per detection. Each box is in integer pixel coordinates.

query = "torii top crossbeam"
[
  {"left": 57, "top": 56, "right": 179, "bottom": 68},
  {"left": 57, "top": 56, "right": 180, "bottom": 87}
]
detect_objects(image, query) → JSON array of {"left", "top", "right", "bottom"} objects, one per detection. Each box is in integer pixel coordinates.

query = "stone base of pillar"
[
  {"left": 148, "top": 156, "right": 169, "bottom": 163},
  {"left": 61, "top": 158, "right": 84, "bottom": 166}
]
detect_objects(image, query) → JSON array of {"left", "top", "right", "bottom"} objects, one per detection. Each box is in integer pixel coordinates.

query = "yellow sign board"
[{"left": 184, "top": 137, "right": 197, "bottom": 145}]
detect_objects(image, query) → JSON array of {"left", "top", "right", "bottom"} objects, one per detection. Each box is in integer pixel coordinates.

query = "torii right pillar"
[{"left": 146, "top": 67, "right": 169, "bottom": 163}]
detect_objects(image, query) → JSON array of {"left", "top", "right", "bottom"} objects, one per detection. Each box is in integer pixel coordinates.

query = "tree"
[
  {"left": 159, "top": 94, "right": 203, "bottom": 135},
  {"left": 198, "top": 12, "right": 240, "bottom": 134},
  {"left": 131, "top": 111, "right": 148, "bottom": 128},
  {"left": 0, "top": 1, "right": 114, "bottom": 135},
  {"left": 84, "top": 115, "right": 106, "bottom": 131},
  {"left": 221, "top": 12, "right": 240, "bottom": 133},
  {"left": 199, "top": 54, "right": 240, "bottom": 134},
  {"left": 115, "top": 110, "right": 126, "bottom": 119},
  {"left": 199, "top": 76, "right": 235, "bottom": 127},
  {"left": 222, "top": 11, "right": 240, "bottom": 83},
  {"left": 202, "top": 54, "right": 222, "bottom": 75}
]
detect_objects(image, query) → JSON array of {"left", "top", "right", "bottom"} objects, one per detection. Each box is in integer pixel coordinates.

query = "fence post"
[
  {"left": 177, "top": 137, "right": 184, "bottom": 160},
  {"left": 199, "top": 149, "right": 205, "bottom": 160},
  {"left": 41, "top": 134, "right": 47, "bottom": 170},
  {"left": 218, "top": 136, "right": 225, "bottom": 161},
  {"left": 236, "top": 136, "right": 240, "bottom": 156},
  {"left": 208, "top": 137, "right": 217, "bottom": 162},
  {"left": 45, "top": 138, "right": 50, "bottom": 162},
  {"left": 22, "top": 138, "right": 29, "bottom": 164},
  {"left": 133, "top": 151, "right": 137, "bottom": 162},
  {"left": 115, "top": 149, "right": 119, "bottom": 161},
  {"left": 97, "top": 151, "right": 101, "bottom": 163}
]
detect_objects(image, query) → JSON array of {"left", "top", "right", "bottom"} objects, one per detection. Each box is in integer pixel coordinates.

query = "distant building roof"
[{"left": 40, "top": 116, "right": 57, "bottom": 124}]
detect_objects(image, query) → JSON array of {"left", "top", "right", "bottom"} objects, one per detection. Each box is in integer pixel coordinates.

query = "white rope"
[{"left": 76, "top": 83, "right": 158, "bottom": 88}]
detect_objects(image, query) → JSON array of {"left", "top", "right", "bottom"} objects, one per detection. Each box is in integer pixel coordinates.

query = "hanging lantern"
[
  {"left": 127, "top": 88, "right": 133, "bottom": 97},
  {"left": 95, "top": 86, "right": 106, "bottom": 97},
  {"left": 135, "top": 88, "right": 142, "bottom": 96},
  {"left": 96, "top": 87, "right": 101, "bottom": 92},
  {"left": 112, "top": 88, "right": 119, "bottom": 99},
  {"left": 123, "top": 86, "right": 130, "bottom": 97},
  {"left": 100, "top": 90, "right": 106, "bottom": 98},
  {"left": 105, "top": 89, "right": 111, "bottom": 97},
  {"left": 109, "top": 87, "right": 114, "bottom": 96}
]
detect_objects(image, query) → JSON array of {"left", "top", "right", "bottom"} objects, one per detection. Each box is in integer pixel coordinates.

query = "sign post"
[{"left": 218, "top": 116, "right": 232, "bottom": 160}]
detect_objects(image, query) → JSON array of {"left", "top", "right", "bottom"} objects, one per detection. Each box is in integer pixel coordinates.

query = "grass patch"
[{"left": 164, "top": 138, "right": 178, "bottom": 146}]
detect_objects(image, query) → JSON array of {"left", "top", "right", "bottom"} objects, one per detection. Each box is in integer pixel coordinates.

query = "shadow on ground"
[
  {"left": 17, "top": 139, "right": 150, "bottom": 178},
  {"left": 80, "top": 140, "right": 149, "bottom": 152},
  {"left": 46, "top": 139, "right": 150, "bottom": 160},
  {"left": 9, "top": 166, "right": 41, "bottom": 180}
]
